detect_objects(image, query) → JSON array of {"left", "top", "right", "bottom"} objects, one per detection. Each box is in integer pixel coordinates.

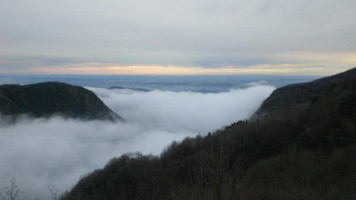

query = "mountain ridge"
[
  {"left": 0, "top": 82, "right": 122, "bottom": 121},
  {"left": 252, "top": 67, "right": 356, "bottom": 119}
]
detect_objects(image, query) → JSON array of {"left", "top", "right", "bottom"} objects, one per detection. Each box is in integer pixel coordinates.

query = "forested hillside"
[
  {"left": 61, "top": 68, "right": 355, "bottom": 200},
  {"left": 253, "top": 67, "right": 356, "bottom": 119},
  {"left": 0, "top": 82, "right": 121, "bottom": 121}
]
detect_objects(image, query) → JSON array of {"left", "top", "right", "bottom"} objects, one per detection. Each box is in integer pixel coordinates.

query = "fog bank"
[{"left": 0, "top": 85, "right": 274, "bottom": 199}]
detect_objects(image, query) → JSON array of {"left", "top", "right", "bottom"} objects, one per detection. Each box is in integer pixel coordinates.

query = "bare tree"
[
  {"left": 193, "top": 152, "right": 232, "bottom": 200},
  {"left": 0, "top": 177, "right": 22, "bottom": 200},
  {"left": 48, "top": 185, "right": 59, "bottom": 200}
]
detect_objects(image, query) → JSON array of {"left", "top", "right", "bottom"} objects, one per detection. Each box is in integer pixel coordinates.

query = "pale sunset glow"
[
  {"left": 31, "top": 63, "right": 347, "bottom": 75},
  {"left": 28, "top": 51, "right": 356, "bottom": 75}
]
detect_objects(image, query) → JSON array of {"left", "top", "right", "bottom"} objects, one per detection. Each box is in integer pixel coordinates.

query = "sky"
[{"left": 0, "top": 0, "right": 355, "bottom": 75}]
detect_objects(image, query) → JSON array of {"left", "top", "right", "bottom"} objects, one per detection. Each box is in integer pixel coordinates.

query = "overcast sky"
[{"left": 0, "top": 0, "right": 355, "bottom": 75}]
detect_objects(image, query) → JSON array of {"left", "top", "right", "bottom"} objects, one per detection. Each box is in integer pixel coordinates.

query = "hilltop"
[
  {"left": 0, "top": 82, "right": 122, "bottom": 121},
  {"left": 253, "top": 67, "right": 356, "bottom": 119}
]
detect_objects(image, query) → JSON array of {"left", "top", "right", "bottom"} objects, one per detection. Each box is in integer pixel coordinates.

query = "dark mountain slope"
[
  {"left": 0, "top": 82, "right": 122, "bottom": 121},
  {"left": 61, "top": 69, "right": 355, "bottom": 200},
  {"left": 253, "top": 67, "right": 356, "bottom": 119}
]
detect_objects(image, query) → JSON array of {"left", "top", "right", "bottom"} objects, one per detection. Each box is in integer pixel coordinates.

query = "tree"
[
  {"left": 48, "top": 184, "right": 59, "bottom": 200},
  {"left": 0, "top": 177, "right": 22, "bottom": 200}
]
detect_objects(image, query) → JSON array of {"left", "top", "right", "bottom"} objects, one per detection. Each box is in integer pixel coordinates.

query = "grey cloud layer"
[
  {"left": 1, "top": 0, "right": 355, "bottom": 68},
  {"left": 0, "top": 85, "right": 274, "bottom": 199}
]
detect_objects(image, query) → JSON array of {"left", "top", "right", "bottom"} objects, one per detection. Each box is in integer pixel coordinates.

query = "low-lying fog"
[{"left": 0, "top": 85, "right": 274, "bottom": 199}]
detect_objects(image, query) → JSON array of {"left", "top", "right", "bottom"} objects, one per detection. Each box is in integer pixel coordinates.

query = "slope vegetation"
[
  {"left": 253, "top": 67, "right": 356, "bottom": 118},
  {"left": 0, "top": 82, "right": 121, "bottom": 121}
]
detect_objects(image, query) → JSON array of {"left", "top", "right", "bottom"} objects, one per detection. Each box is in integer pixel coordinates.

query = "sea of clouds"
[{"left": 0, "top": 85, "right": 274, "bottom": 199}]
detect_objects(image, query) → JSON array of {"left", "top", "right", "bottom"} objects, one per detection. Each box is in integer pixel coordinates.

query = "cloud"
[
  {"left": 0, "top": 0, "right": 355, "bottom": 73},
  {"left": 0, "top": 85, "right": 274, "bottom": 199}
]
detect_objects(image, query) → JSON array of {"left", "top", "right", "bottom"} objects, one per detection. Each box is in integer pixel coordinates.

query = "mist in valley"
[{"left": 0, "top": 85, "right": 274, "bottom": 199}]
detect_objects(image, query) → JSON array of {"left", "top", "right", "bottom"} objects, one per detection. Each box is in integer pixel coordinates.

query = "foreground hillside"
[
  {"left": 0, "top": 82, "right": 121, "bottom": 121},
  {"left": 61, "top": 68, "right": 355, "bottom": 200}
]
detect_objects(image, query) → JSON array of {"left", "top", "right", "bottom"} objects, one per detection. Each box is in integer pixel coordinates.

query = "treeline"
[{"left": 61, "top": 71, "right": 355, "bottom": 200}]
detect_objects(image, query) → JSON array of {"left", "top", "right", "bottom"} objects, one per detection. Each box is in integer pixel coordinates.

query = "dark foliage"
[
  {"left": 0, "top": 82, "right": 122, "bottom": 121},
  {"left": 61, "top": 68, "right": 355, "bottom": 200},
  {"left": 253, "top": 67, "right": 356, "bottom": 119}
]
